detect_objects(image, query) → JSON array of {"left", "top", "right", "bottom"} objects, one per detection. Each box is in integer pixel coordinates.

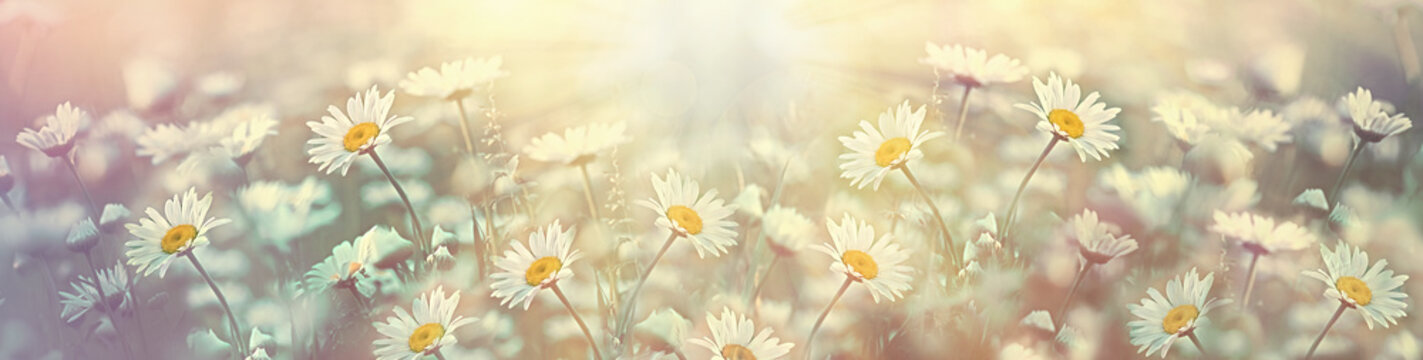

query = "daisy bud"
[
  {"left": 634, "top": 308, "right": 690, "bottom": 353},
  {"left": 427, "top": 246, "right": 455, "bottom": 271},
  {"left": 98, "top": 203, "right": 130, "bottom": 233},
  {"left": 248, "top": 328, "right": 275, "bottom": 354},
  {"left": 65, "top": 218, "right": 98, "bottom": 253}
]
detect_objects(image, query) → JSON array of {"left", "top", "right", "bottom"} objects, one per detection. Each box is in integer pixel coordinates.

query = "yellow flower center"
[
  {"left": 841, "top": 250, "right": 879, "bottom": 280},
  {"left": 161, "top": 224, "right": 197, "bottom": 254},
  {"left": 407, "top": 323, "right": 445, "bottom": 353},
  {"left": 666, "top": 205, "right": 703, "bottom": 235},
  {"left": 343, "top": 122, "right": 381, "bottom": 152},
  {"left": 721, "top": 344, "right": 757, "bottom": 360},
  {"left": 346, "top": 261, "right": 363, "bottom": 277},
  {"left": 874, "top": 137, "right": 912, "bottom": 167},
  {"left": 1161, "top": 305, "right": 1199, "bottom": 334},
  {"left": 1048, "top": 109, "right": 1085, "bottom": 139},
  {"left": 525, "top": 256, "right": 563, "bottom": 286},
  {"left": 1336, "top": 276, "right": 1372, "bottom": 306}
]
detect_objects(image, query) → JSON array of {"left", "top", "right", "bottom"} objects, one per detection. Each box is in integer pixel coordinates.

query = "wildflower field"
[{"left": 4, "top": 0, "right": 1423, "bottom": 359}]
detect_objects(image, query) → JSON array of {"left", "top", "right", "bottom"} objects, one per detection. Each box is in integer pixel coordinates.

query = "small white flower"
[
  {"left": 59, "top": 262, "right": 132, "bottom": 324},
  {"left": 635, "top": 308, "right": 691, "bottom": 353},
  {"left": 638, "top": 169, "right": 739, "bottom": 258},
  {"left": 1070, "top": 209, "right": 1137, "bottom": 265},
  {"left": 399, "top": 57, "right": 508, "bottom": 100},
  {"left": 303, "top": 228, "right": 378, "bottom": 293},
  {"left": 490, "top": 220, "right": 583, "bottom": 310},
  {"left": 17, "top": 102, "right": 86, "bottom": 157},
  {"left": 1210, "top": 211, "right": 1315, "bottom": 254},
  {"left": 816, "top": 214, "right": 913, "bottom": 303},
  {"left": 1016, "top": 73, "right": 1123, "bottom": 161},
  {"left": 524, "top": 122, "right": 629, "bottom": 166},
  {"left": 1232, "top": 109, "right": 1292, "bottom": 152},
  {"left": 762, "top": 205, "right": 816, "bottom": 256},
  {"left": 837, "top": 101, "right": 943, "bottom": 190},
  {"left": 305, "top": 86, "right": 413, "bottom": 176},
  {"left": 919, "top": 43, "right": 1028, "bottom": 87},
  {"left": 372, "top": 286, "right": 477, "bottom": 359},
  {"left": 689, "top": 308, "right": 794, "bottom": 360},
  {"left": 1344, "top": 87, "right": 1412, "bottom": 142},
  {"left": 1126, "top": 268, "right": 1230, "bottom": 358},
  {"left": 1303, "top": 242, "right": 1409, "bottom": 329},
  {"left": 123, "top": 188, "right": 231, "bottom": 278}
]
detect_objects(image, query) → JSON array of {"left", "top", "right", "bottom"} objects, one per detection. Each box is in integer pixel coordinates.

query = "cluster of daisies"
[{"left": 2, "top": 18, "right": 1420, "bottom": 360}]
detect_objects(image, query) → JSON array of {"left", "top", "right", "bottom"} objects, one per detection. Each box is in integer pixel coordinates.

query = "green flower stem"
[{"left": 185, "top": 252, "right": 246, "bottom": 357}]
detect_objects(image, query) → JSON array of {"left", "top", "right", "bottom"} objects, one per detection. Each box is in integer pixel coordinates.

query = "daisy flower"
[
  {"left": 817, "top": 214, "right": 912, "bottom": 303},
  {"left": 489, "top": 220, "right": 583, "bottom": 310},
  {"left": 307, "top": 86, "right": 425, "bottom": 249},
  {"left": 920, "top": 42, "right": 1028, "bottom": 88},
  {"left": 1071, "top": 209, "right": 1138, "bottom": 265},
  {"left": 689, "top": 308, "right": 794, "bottom": 360},
  {"left": 303, "top": 230, "right": 378, "bottom": 294},
  {"left": 1126, "top": 269, "right": 1230, "bottom": 358},
  {"left": 16, "top": 102, "right": 86, "bottom": 157},
  {"left": 123, "top": 188, "right": 231, "bottom": 278},
  {"left": 1303, "top": 242, "right": 1409, "bottom": 329},
  {"left": 1058, "top": 210, "right": 1136, "bottom": 330},
  {"left": 1344, "top": 87, "right": 1412, "bottom": 143},
  {"left": 372, "top": 286, "right": 476, "bottom": 360},
  {"left": 806, "top": 214, "right": 912, "bottom": 359},
  {"left": 1004, "top": 73, "right": 1121, "bottom": 241},
  {"left": 638, "top": 169, "right": 738, "bottom": 258},
  {"left": 399, "top": 57, "right": 507, "bottom": 101},
  {"left": 920, "top": 43, "right": 1028, "bottom": 138},
  {"left": 526, "top": 121, "right": 630, "bottom": 220},
  {"left": 1212, "top": 211, "right": 1315, "bottom": 308},
  {"left": 836, "top": 101, "right": 943, "bottom": 190},
  {"left": 761, "top": 205, "right": 816, "bottom": 256},
  {"left": 1211, "top": 211, "right": 1314, "bottom": 255},
  {"left": 1015, "top": 73, "right": 1123, "bottom": 162},
  {"left": 524, "top": 121, "right": 629, "bottom": 166},
  {"left": 489, "top": 222, "right": 602, "bottom": 358},
  {"left": 59, "top": 262, "right": 132, "bottom": 324},
  {"left": 1304, "top": 242, "right": 1409, "bottom": 359},
  {"left": 305, "top": 85, "right": 413, "bottom": 176}
]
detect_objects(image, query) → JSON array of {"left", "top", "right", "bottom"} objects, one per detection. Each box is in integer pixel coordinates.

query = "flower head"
[
  {"left": 837, "top": 101, "right": 943, "bottom": 190},
  {"left": 123, "top": 188, "right": 231, "bottom": 277},
  {"left": 1304, "top": 242, "right": 1409, "bottom": 329},
  {"left": 638, "top": 169, "right": 738, "bottom": 258},
  {"left": 59, "top": 262, "right": 132, "bottom": 324},
  {"left": 1126, "top": 269, "right": 1230, "bottom": 358},
  {"left": 17, "top": 102, "right": 86, "bottom": 157},
  {"left": 1210, "top": 211, "right": 1315, "bottom": 255},
  {"left": 919, "top": 43, "right": 1028, "bottom": 87},
  {"left": 490, "top": 220, "right": 583, "bottom": 310},
  {"left": 524, "top": 122, "right": 629, "bottom": 166},
  {"left": 399, "top": 57, "right": 508, "bottom": 100},
  {"left": 689, "top": 308, "right": 794, "bottom": 360},
  {"left": 303, "top": 228, "right": 378, "bottom": 294},
  {"left": 1344, "top": 87, "right": 1412, "bottom": 142},
  {"left": 816, "top": 214, "right": 913, "bottom": 303},
  {"left": 372, "top": 286, "right": 476, "bottom": 359},
  {"left": 306, "top": 86, "right": 413, "bottom": 175},
  {"left": 1070, "top": 209, "right": 1137, "bottom": 265},
  {"left": 762, "top": 205, "right": 816, "bottom": 256},
  {"left": 1015, "top": 73, "right": 1122, "bottom": 161}
]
